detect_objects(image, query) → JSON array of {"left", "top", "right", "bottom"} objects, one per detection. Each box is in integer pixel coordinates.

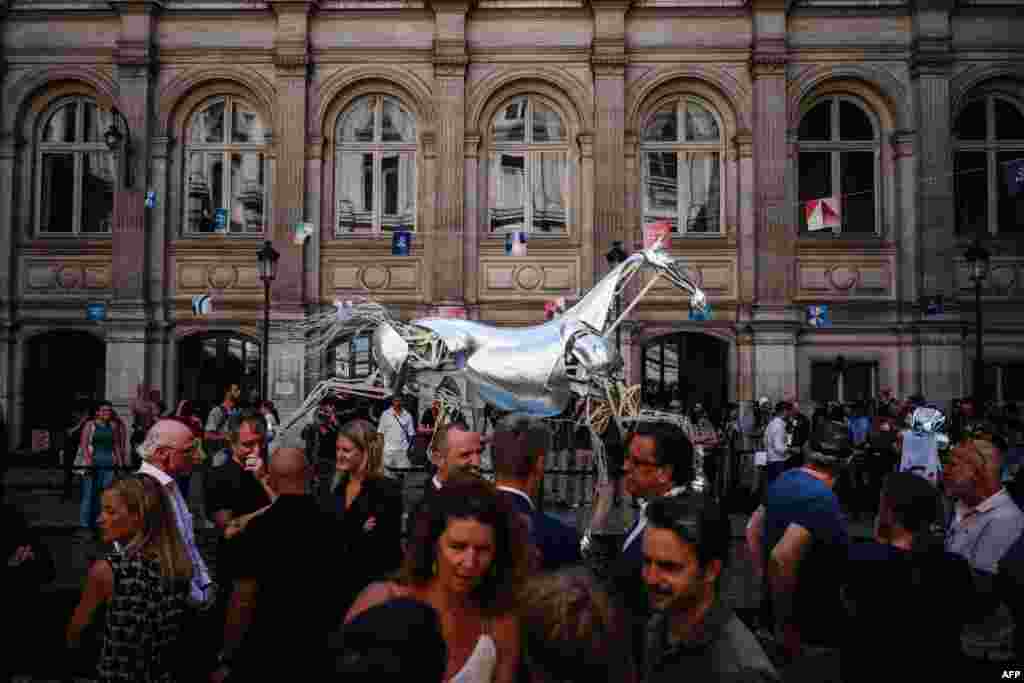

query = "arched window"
[
  {"left": 954, "top": 94, "right": 1024, "bottom": 236},
  {"left": 797, "top": 96, "right": 879, "bottom": 235},
  {"left": 184, "top": 96, "right": 269, "bottom": 235},
  {"left": 488, "top": 95, "right": 568, "bottom": 234},
  {"left": 36, "top": 97, "right": 116, "bottom": 234},
  {"left": 335, "top": 95, "right": 417, "bottom": 234},
  {"left": 641, "top": 97, "right": 723, "bottom": 234}
]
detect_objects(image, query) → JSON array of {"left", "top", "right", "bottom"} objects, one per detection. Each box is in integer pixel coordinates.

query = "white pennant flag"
[{"left": 805, "top": 197, "right": 841, "bottom": 232}]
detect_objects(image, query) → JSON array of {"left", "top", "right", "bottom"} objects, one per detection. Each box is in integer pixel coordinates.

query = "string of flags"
[
  {"left": 506, "top": 231, "right": 528, "bottom": 256},
  {"left": 544, "top": 297, "right": 566, "bottom": 320},
  {"left": 804, "top": 197, "right": 841, "bottom": 233},
  {"left": 807, "top": 304, "right": 830, "bottom": 328},
  {"left": 392, "top": 230, "right": 412, "bottom": 256},
  {"left": 191, "top": 293, "right": 213, "bottom": 316},
  {"left": 292, "top": 222, "right": 314, "bottom": 245}
]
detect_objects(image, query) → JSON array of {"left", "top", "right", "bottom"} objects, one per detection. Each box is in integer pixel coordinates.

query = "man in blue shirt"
[{"left": 745, "top": 442, "right": 849, "bottom": 673}]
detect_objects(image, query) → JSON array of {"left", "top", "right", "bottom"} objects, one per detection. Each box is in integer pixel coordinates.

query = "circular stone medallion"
[{"left": 516, "top": 266, "right": 542, "bottom": 290}]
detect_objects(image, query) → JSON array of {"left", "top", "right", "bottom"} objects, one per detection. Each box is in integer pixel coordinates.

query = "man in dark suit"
[
  {"left": 408, "top": 420, "right": 484, "bottom": 532},
  {"left": 491, "top": 416, "right": 582, "bottom": 571},
  {"left": 609, "top": 421, "right": 695, "bottom": 669}
]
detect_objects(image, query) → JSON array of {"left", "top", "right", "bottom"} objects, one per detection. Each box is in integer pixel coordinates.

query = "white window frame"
[
  {"left": 954, "top": 94, "right": 1024, "bottom": 237},
  {"left": 487, "top": 95, "right": 570, "bottom": 235},
  {"left": 334, "top": 95, "right": 418, "bottom": 235},
  {"left": 796, "top": 96, "right": 881, "bottom": 237},
  {"left": 639, "top": 96, "right": 725, "bottom": 236},
  {"left": 183, "top": 96, "right": 270, "bottom": 236},
  {"left": 35, "top": 96, "right": 116, "bottom": 236}
]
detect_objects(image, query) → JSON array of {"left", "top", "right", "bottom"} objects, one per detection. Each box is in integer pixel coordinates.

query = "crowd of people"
[{"left": 6, "top": 382, "right": 1024, "bottom": 681}]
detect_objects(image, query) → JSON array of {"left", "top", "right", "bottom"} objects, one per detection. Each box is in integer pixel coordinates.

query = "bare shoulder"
[
  {"left": 491, "top": 612, "right": 519, "bottom": 641},
  {"left": 344, "top": 580, "right": 406, "bottom": 624}
]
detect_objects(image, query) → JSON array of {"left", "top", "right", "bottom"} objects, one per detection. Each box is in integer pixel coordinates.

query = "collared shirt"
[
  {"left": 623, "top": 486, "right": 688, "bottom": 552},
  {"left": 764, "top": 416, "right": 789, "bottom": 463},
  {"left": 946, "top": 488, "right": 1024, "bottom": 574},
  {"left": 139, "top": 461, "right": 213, "bottom": 605},
  {"left": 644, "top": 600, "right": 779, "bottom": 683},
  {"left": 496, "top": 485, "right": 535, "bottom": 512},
  {"left": 432, "top": 475, "right": 443, "bottom": 491},
  {"left": 378, "top": 408, "right": 415, "bottom": 453}
]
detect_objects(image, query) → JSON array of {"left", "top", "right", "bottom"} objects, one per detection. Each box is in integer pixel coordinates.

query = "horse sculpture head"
[{"left": 635, "top": 239, "right": 708, "bottom": 315}]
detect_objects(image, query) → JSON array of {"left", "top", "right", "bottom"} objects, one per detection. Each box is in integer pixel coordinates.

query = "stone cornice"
[
  {"left": 434, "top": 39, "right": 467, "bottom": 77},
  {"left": 109, "top": 0, "right": 166, "bottom": 13},
  {"left": 268, "top": 0, "right": 320, "bottom": 14}
]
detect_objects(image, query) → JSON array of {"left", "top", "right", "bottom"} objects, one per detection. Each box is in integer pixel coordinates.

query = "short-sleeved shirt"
[
  {"left": 762, "top": 468, "right": 849, "bottom": 643},
  {"left": 946, "top": 488, "right": 1024, "bottom": 574},
  {"left": 204, "top": 403, "right": 236, "bottom": 455}
]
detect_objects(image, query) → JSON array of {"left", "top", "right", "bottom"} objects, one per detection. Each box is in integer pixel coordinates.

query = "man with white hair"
[{"left": 137, "top": 418, "right": 218, "bottom": 678}]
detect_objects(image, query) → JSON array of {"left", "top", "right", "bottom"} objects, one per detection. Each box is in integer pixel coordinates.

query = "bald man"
[{"left": 212, "top": 447, "right": 343, "bottom": 683}]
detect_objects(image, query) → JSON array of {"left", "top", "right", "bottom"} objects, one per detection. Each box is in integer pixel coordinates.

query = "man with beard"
[{"left": 642, "top": 496, "right": 778, "bottom": 682}]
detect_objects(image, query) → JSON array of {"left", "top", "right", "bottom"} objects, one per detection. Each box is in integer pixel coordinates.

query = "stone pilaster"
[
  {"left": 892, "top": 130, "right": 918, "bottom": 307},
  {"left": 432, "top": 0, "right": 469, "bottom": 306},
  {"left": 753, "top": 325, "right": 799, "bottom": 402},
  {"left": 590, "top": 0, "right": 628, "bottom": 283},
  {"left": 305, "top": 135, "right": 323, "bottom": 305},
  {"left": 750, "top": 0, "right": 790, "bottom": 308},
  {"left": 0, "top": 134, "right": 18, "bottom": 324},
  {"left": 464, "top": 133, "right": 481, "bottom": 305},
  {"left": 578, "top": 133, "right": 596, "bottom": 289},
  {"left": 735, "top": 130, "right": 755, "bottom": 316},
  {"left": 911, "top": 2, "right": 956, "bottom": 301},
  {"left": 272, "top": 1, "right": 315, "bottom": 307}
]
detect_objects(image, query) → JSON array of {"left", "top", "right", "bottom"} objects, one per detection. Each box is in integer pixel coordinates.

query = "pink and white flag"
[
  {"left": 644, "top": 220, "right": 673, "bottom": 249},
  {"left": 805, "top": 197, "right": 841, "bottom": 232}
]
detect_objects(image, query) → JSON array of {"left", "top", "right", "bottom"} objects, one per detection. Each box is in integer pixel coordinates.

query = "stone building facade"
[{"left": 1, "top": 0, "right": 1023, "bottom": 446}]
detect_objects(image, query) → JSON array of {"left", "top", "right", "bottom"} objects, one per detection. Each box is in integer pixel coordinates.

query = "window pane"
[
  {"left": 998, "top": 150, "right": 1024, "bottom": 236},
  {"left": 799, "top": 102, "right": 831, "bottom": 141},
  {"left": 187, "top": 151, "right": 215, "bottom": 233},
  {"left": 492, "top": 98, "right": 526, "bottom": 143},
  {"left": 955, "top": 100, "right": 987, "bottom": 141},
  {"left": 338, "top": 97, "right": 376, "bottom": 142},
  {"left": 840, "top": 151, "right": 875, "bottom": 234},
  {"left": 380, "top": 152, "right": 415, "bottom": 232},
  {"left": 39, "top": 153, "right": 75, "bottom": 232},
  {"left": 489, "top": 152, "right": 526, "bottom": 231},
  {"left": 42, "top": 103, "right": 77, "bottom": 143},
  {"left": 811, "top": 362, "right": 838, "bottom": 404},
  {"left": 661, "top": 344, "right": 679, "bottom": 405},
  {"left": 685, "top": 102, "right": 720, "bottom": 142},
  {"left": 81, "top": 151, "right": 115, "bottom": 233},
  {"left": 642, "top": 106, "right": 677, "bottom": 142},
  {"left": 207, "top": 153, "right": 225, "bottom": 229},
  {"left": 190, "top": 100, "right": 225, "bottom": 144},
  {"left": 844, "top": 364, "right": 873, "bottom": 402},
  {"left": 681, "top": 152, "right": 720, "bottom": 233},
  {"left": 839, "top": 101, "right": 874, "bottom": 141},
  {"left": 956, "top": 151, "right": 988, "bottom": 236},
  {"left": 381, "top": 98, "right": 415, "bottom": 143},
  {"left": 1005, "top": 364, "right": 1024, "bottom": 402},
  {"left": 231, "top": 104, "right": 265, "bottom": 144},
  {"left": 995, "top": 100, "right": 1024, "bottom": 141},
  {"left": 230, "top": 152, "right": 264, "bottom": 234},
  {"left": 83, "top": 103, "right": 113, "bottom": 143},
  {"left": 337, "top": 152, "right": 374, "bottom": 233},
  {"left": 798, "top": 152, "right": 831, "bottom": 231},
  {"left": 532, "top": 101, "right": 565, "bottom": 142},
  {"left": 532, "top": 152, "right": 566, "bottom": 233},
  {"left": 643, "top": 151, "right": 678, "bottom": 232}
]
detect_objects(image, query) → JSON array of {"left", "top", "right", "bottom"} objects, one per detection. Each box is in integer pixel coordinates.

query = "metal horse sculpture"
[{"left": 276, "top": 238, "right": 706, "bottom": 550}]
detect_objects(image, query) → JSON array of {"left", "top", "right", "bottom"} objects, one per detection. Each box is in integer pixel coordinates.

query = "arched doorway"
[
  {"left": 24, "top": 330, "right": 106, "bottom": 445},
  {"left": 642, "top": 332, "right": 729, "bottom": 422},
  {"left": 177, "top": 333, "right": 261, "bottom": 420}
]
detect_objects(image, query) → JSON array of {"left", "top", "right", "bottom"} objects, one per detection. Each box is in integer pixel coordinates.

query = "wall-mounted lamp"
[{"left": 103, "top": 108, "right": 133, "bottom": 189}]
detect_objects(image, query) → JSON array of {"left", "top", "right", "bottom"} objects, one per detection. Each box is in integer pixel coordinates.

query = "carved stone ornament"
[
  {"left": 828, "top": 265, "right": 860, "bottom": 290},
  {"left": 56, "top": 265, "right": 83, "bottom": 289},
  {"left": 208, "top": 265, "right": 239, "bottom": 290},
  {"left": 515, "top": 265, "right": 543, "bottom": 290},
  {"left": 361, "top": 266, "right": 390, "bottom": 290}
]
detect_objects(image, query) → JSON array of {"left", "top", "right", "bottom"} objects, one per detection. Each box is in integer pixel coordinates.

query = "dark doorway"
[
  {"left": 642, "top": 332, "right": 729, "bottom": 422},
  {"left": 177, "top": 333, "right": 261, "bottom": 422},
  {"left": 24, "top": 330, "right": 106, "bottom": 447}
]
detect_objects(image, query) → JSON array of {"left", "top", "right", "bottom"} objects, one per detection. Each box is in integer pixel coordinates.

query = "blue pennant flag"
[
  {"left": 392, "top": 230, "right": 411, "bottom": 256},
  {"left": 689, "top": 303, "right": 712, "bottom": 322},
  {"left": 1005, "top": 158, "right": 1024, "bottom": 197},
  {"left": 925, "top": 295, "right": 944, "bottom": 316},
  {"left": 807, "top": 304, "right": 830, "bottom": 328}
]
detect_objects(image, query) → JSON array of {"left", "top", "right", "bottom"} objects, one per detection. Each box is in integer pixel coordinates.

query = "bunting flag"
[
  {"left": 1006, "top": 158, "right": 1024, "bottom": 197},
  {"left": 644, "top": 220, "right": 673, "bottom": 249},
  {"left": 506, "top": 231, "right": 528, "bottom": 256},
  {"left": 392, "top": 230, "right": 411, "bottom": 255},
  {"left": 689, "top": 302, "right": 712, "bottom": 321},
  {"left": 292, "top": 222, "right": 314, "bottom": 246},
  {"left": 925, "top": 295, "right": 944, "bottom": 316},
  {"left": 805, "top": 197, "right": 841, "bottom": 232},
  {"left": 145, "top": 190, "right": 156, "bottom": 208},
  {"left": 807, "top": 304, "right": 830, "bottom": 328},
  {"left": 544, "top": 297, "right": 567, "bottom": 320},
  {"left": 191, "top": 293, "right": 213, "bottom": 316}
]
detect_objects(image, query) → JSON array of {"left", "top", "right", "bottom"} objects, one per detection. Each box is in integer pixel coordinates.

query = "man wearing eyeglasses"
[
  {"left": 642, "top": 497, "right": 778, "bottom": 682},
  {"left": 609, "top": 422, "right": 695, "bottom": 667}
]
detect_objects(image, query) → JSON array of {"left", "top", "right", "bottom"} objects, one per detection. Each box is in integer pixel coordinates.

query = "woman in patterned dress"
[{"left": 67, "top": 474, "right": 193, "bottom": 682}]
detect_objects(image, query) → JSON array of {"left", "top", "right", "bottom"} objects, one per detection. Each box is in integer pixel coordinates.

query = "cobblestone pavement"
[{"left": 4, "top": 463, "right": 875, "bottom": 682}]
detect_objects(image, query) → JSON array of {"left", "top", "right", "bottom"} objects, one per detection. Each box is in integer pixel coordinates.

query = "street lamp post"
[
  {"left": 964, "top": 238, "right": 990, "bottom": 406},
  {"left": 256, "top": 240, "right": 280, "bottom": 402},
  {"left": 102, "top": 109, "right": 133, "bottom": 189},
  {"left": 605, "top": 240, "right": 629, "bottom": 376}
]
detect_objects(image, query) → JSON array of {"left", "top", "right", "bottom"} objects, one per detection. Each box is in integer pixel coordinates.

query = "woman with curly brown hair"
[{"left": 345, "top": 473, "right": 530, "bottom": 683}]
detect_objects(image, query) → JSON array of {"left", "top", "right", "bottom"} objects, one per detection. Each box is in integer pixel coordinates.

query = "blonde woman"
[
  {"left": 67, "top": 474, "right": 193, "bottom": 682},
  {"left": 325, "top": 418, "right": 404, "bottom": 613}
]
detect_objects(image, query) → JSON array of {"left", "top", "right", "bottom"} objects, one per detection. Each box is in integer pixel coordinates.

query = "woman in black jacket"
[{"left": 324, "top": 418, "right": 404, "bottom": 613}]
